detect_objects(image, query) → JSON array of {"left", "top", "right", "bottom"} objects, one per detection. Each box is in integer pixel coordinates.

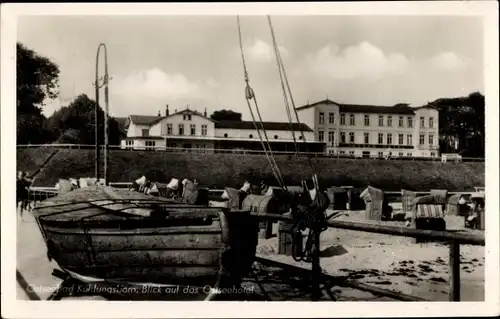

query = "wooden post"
[
  {"left": 449, "top": 240, "right": 460, "bottom": 301},
  {"left": 311, "top": 230, "right": 321, "bottom": 301}
]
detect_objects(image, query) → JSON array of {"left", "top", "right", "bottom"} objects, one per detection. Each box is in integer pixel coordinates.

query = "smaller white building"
[{"left": 121, "top": 106, "right": 323, "bottom": 153}]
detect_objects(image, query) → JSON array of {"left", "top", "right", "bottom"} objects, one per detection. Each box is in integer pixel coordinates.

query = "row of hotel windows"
[
  {"left": 318, "top": 131, "right": 435, "bottom": 146},
  {"left": 141, "top": 124, "right": 209, "bottom": 137},
  {"left": 328, "top": 150, "right": 437, "bottom": 157},
  {"left": 318, "top": 112, "right": 435, "bottom": 129}
]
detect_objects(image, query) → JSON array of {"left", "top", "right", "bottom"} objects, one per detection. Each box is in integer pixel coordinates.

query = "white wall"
[
  {"left": 414, "top": 107, "right": 440, "bottom": 156},
  {"left": 214, "top": 128, "right": 315, "bottom": 141},
  {"left": 154, "top": 113, "right": 215, "bottom": 137},
  {"left": 126, "top": 123, "right": 151, "bottom": 138},
  {"left": 121, "top": 138, "right": 166, "bottom": 150}
]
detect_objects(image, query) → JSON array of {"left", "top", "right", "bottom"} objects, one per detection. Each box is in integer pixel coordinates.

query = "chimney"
[
  {"left": 158, "top": 110, "right": 161, "bottom": 117},
  {"left": 165, "top": 104, "right": 169, "bottom": 116},
  {"left": 204, "top": 107, "right": 207, "bottom": 117}
]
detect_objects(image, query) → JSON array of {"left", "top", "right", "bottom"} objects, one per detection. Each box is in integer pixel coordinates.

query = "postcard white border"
[{"left": 2, "top": 1, "right": 499, "bottom": 318}]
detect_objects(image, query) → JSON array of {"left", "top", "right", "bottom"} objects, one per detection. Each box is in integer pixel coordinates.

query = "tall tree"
[
  {"left": 47, "top": 94, "right": 124, "bottom": 145},
  {"left": 428, "top": 92, "right": 485, "bottom": 157},
  {"left": 210, "top": 109, "right": 242, "bottom": 121},
  {"left": 17, "top": 43, "right": 60, "bottom": 144}
]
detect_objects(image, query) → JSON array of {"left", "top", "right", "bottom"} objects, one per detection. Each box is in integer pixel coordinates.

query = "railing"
[
  {"left": 245, "top": 211, "right": 485, "bottom": 302},
  {"left": 16, "top": 144, "right": 485, "bottom": 162}
]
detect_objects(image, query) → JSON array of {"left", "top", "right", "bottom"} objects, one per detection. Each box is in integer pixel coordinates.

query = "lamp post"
[{"left": 93, "top": 43, "right": 111, "bottom": 185}]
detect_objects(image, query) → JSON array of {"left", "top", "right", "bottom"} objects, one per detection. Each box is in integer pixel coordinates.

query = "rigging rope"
[
  {"left": 266, "top": 16, "right": 299, "bottom": 158},
  {"left": 237, "top": 16, "right": 286, "bottom": 189},
  {"left": 267, "top": 16, "right": 319, "bottom": 190}
]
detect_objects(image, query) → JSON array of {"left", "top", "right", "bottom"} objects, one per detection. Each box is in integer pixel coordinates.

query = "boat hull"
[{"left": 33, "top": 186, "right": 259, "bottom": 287}]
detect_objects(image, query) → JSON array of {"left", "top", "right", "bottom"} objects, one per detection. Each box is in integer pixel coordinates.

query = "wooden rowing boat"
[{"left": 32, "top": 186, "right": 259, "bottom": 288}]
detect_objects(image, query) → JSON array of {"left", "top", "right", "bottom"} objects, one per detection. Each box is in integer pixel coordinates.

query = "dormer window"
[{"left": 183, "top": 114, "right": 192, "bottom": 121}]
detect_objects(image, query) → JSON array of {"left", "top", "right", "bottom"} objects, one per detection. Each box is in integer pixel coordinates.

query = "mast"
[{"left": 94, "top": 43, "right": 111, "bottom": 185}]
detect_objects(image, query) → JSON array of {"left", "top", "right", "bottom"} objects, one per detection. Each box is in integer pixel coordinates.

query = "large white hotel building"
[{"left": 296, "top": 99, "right": 440, "bottom": 158}]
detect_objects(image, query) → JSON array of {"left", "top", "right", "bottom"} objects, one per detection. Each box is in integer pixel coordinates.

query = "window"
[
  {"left": 428, "top": 134, "right": 434, "bottom": 145},
  {"left": 378, "top": 133, "right": 384, "bottom": 144},
  {"left": 398, "top": 134, "right": 404, "bottom": 145},
  {"left": 407, "top": 116, "right": 413, "bottom": 128},
  {"left": 145, "top": 141, "right": 156, "bottom": 150},
  {"left": 378, "top": 115, "right": 384, "bottom": 127},
  {"left": 398, "top": 152, "right": 404, "bottom": 157},
  {"left": 420, "top": 117, "right": 425, "bottom": 128},
  {"left": 142, "top": 129, "right": 149, "bottom": 137},
  {"left": 387, "top": 116, "right": 392, "bottom": 127},
  {"left": 349, "top": 114, "right": 355, "bottom": 126},
  {"left": 178, "top": 124, "right": 184, "bottom": 135},
  {"left": 419, "top": 134, "right": 425, "bottom": 145},
  {"left": 364, "top": 132, "right": 369, "bottom": 144},
  {"left": 398, "top": 116, "right": 404, "bottom": 127},
  {"left": 201, "top": 124, "right": 207, "bottom": 136},
  {"left": 407, "top": 134, "right": 412, "bottom": 145},
  {"left": 340, "top": 114, "right": 346, "bottom": 125},
  {"left": 387, "top": 133, "right": 392, "bottom": 145},
  {"left": 319, "top": 112, "right": 325, "bottom": 125},
  {"left": 274, "top": 135, "right": 279, "bottom": 139},
  {"left": 340, "top": 151, "right": 346, "bottom": 155},
  {"left": 364, "top": 115, "right": 370, "bottom": 126},
  {"left": 407, "top": 153, "right": 412, "bottom": 157},
  {"left": 249, "top": 134, "right": 253, "bottom": 138},
  {"left": 429, "top": 117, "right": 434, "bottom": 128},
  {"left": 329, "top": 112, "right": 335, "bottom": 124},
  {"left": 349, "top": 132, "right": 355, "bottom": 143},
  {"left": 126, "top": 140, "right": 133, "bottom": 146},
  {"left": 340, "top": 132, "right": 346, "bottom": 143},
  {"left": 198, "top": 144, "right": 206, "bottom": 149},
  {"left": 378, "top": 152, "right": 383, "bottom": 158},
  {"left": 430, "top": 152, "right": 436, "bottom": 157},
  {"left": 328, "top": 131, "right": 335, "bottom": 146},
  {"left": 224, "top": 133, "right": 228, "bottom": 138},
  {"left": 183, "top": 114, "right": 192, "bottom": 121},
  {"left": 167, "top": 123, "right": 173, "bottom": 135},
  {"left": 349, "top": 151, "right": 355, "bottom": 156},
  {"left": 318, "top": 131, "right": 324, "bottom": 142},
  {"left": 190, "top": 124, "right": 196, "bottom": 136}
]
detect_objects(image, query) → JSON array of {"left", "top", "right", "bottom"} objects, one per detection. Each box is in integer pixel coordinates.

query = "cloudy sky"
[{"left": 17, "top": 15, "right": 484, "bottom": 121}]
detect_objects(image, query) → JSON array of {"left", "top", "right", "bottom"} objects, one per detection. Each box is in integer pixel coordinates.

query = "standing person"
[{"left": 17, "top": 171, "right": 31, "bottom": 220}]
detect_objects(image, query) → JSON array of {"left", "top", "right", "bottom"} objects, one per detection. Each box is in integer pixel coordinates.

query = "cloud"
[
  {"left": 112, "top": 68, "right": 203, "bottom": 100},
  {"left": 246, "top": 38, "right": 289, "bottom": 62},
  {"left": 428, "top": 52, "right": 467, "bottom": 70},
  {"left": 306, "top": 41, "right": 409, "bottom": 80}
]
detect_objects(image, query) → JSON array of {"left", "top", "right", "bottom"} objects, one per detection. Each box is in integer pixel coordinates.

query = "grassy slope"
[
  {"left": 21, "top": 148, "right": 484, "bottom": 191},
  {"left": 16, "top": 148, "right": 59, "bottom": 176}
]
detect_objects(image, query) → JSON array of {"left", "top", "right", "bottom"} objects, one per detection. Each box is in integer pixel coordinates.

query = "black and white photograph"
[{"left": 1, "top": 2, "right": 499, "bottom": 318}]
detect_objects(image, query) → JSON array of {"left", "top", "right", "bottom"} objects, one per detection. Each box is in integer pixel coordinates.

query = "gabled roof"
[
  {"left": 114, "top": 117, "right": 128, "bottom": 133},
  {"left": 168, "top": 108, "right": 215, "bottom": 122},
  {"left": 129, "top": 115, "right": 165, "bottom": 126},
  {"left": 295, "top": 99, "right": 339, "bottom": 111},
  {"left": 128, "top": 108, "right": 215, "bottom": 127},
  {"left": 215, "top": 120, "right": 313, "bottom": 132},
  {"left": 295, "top": 99, "right": 416, "bottom": 115}
]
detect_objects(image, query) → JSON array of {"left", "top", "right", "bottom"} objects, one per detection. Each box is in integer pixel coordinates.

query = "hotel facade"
[
  {"left": 120, "top": 106, "right": 324, "bottom": 153},
  {"left": 296, "top": 99, "right": 440, "bottom": 158}
]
